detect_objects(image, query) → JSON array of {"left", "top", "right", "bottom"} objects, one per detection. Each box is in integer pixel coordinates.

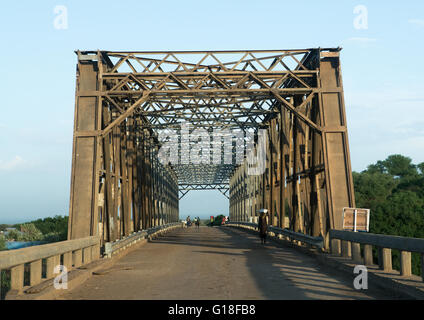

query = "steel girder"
[{"left": 69, "top": 49, "right": 355, "bottom": 248}]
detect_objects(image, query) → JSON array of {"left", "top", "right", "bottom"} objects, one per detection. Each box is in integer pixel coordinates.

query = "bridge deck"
[{"left": 59, "top": 226, "right": 394, "bottom": 300}]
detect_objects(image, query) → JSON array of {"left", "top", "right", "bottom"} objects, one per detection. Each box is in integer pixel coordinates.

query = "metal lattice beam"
[{"left": 68, "top": 48, "right": 356, "bottom": 249}]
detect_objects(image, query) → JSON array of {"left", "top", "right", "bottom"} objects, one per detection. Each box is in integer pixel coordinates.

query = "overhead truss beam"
[{"left": 68, "top": 49, "right": 355, "bottom": 252}]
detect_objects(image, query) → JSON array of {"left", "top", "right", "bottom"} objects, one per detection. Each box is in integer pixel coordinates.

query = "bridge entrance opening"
[
  {"left": 179, "top": 189, "right": 229, "bottom": 222},
  {"left": 68, "top": 49, "right": 355, "bottom": 247}
]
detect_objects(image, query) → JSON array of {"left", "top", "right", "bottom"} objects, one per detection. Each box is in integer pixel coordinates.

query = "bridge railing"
[
  {"left": 329, "top": 230, "right": 424, "bottom": 281},
  {"left": 227, "top": 222, "right": 424, "bottom": 282},
  {"left": 0, "top": 236, "right": 100, "bottom": 295},
  {"left": 0, "top": 222, "right": 181, "bottom": 298},
  {"left": 225, "top": 222, "right": 324, "bottom": 249},
  {"left": 104, "top": 223, "right": 180, "bottom": 258}
]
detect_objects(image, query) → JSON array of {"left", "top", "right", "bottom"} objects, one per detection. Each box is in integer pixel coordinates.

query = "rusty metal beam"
[{"left": 68, "top": 49, "right": 354, "bottom": 251}]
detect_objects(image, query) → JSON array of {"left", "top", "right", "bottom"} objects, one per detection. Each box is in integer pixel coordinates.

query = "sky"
[{"left": 0, "top": 1, "right": 423, "bottom": 223}]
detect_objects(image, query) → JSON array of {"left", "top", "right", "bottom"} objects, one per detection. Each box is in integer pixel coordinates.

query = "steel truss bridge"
[
  {"left": 68, "top": 48, "right": 355, "bottom": 244},
  {"left": 3, "top": 49, "right": 424, "bottom": 301}
]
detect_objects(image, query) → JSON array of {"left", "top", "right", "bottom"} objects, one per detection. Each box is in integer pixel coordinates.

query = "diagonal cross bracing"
[
  {"left": 78, "top": 49, "right": 321, "bottom": 194},
  {"left": 69, "top": 48, "right": 356, "bottom": 246}
]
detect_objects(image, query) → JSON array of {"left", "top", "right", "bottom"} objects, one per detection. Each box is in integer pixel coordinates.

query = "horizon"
[{"left": 1, "top": 154, "right": 420, "bottom": 225}]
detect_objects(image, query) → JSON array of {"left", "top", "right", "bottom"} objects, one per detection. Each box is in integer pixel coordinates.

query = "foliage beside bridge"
[
  {"left": 0, "top": 235, "right": 6, "bottom": 251},
  {"left": 1, "top": 215, "right": 68, "bottom": 246},
  {"left": 353, "top": 154, "right": 424, "bottom": 275}
]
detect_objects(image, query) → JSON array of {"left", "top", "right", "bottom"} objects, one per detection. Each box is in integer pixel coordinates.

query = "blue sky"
[{"left": 0, "top": 1, "right": 423, "bottom": 223}]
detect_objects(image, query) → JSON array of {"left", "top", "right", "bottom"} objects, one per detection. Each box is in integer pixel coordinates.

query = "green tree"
[
  {"left": 6, "top": 229, "right": 22, "bottom": 241},
  {"left": 354, "top": 154, "right": 424, "bottom": 276},
  {"left": 380, "top": 154, "right": 417, "bottom": 178},
  {"left": 0, "top": 235, "right": 7, "bottom": 251},
  {"left": 417, "top": 162, "right": 424, "bottom": 175},
  {"left": 353, "top": 171, "right": 396, "bottom": 209},
  {"left": 19, "top": 223, "right": 43, "bottom": 241},
  {"left": 0, "top": 224, "right": 12, "bottom": 232},
  {"left": 14, "top": 215, "right": 68, "bottom": 243}
]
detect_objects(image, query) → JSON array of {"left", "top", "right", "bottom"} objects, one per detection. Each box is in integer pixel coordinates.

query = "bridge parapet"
[
  {"left": 330, "top": 230, "right": 424, "bottom": 281},
  {"left": 226, "top": 221, "right": 424, "bottom": 284},
  {"left": 0, "top": 236, "right": 100, "bottom": 297},
  {"left": 0, "top": 223, "right": 181, "bottom": 299},
  {"left": 225, "top": 222, "right": 324, "bottom": 249},
  {"left": 104, "top": 223, "right": 180, "bottom": 258}
]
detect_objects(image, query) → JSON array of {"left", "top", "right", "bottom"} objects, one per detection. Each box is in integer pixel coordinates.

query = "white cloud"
[
  {"left": 408, "top": 19, "right": 424, "bottom": 27},
  {"left": 0, "top": 156, "right": 26, "bottom": 171}
]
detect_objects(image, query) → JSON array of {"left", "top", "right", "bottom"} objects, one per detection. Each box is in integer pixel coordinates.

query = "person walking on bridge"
[{"left": 258, "top": 209, "right": 268, "bottom": 245}]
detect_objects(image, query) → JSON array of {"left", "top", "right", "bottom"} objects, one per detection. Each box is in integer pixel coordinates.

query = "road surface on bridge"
[{"left": 59, "top": 226, "right": 395, "bottom": 300}]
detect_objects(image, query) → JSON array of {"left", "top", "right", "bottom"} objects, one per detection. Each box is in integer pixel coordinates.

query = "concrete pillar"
[
  {"left": 63, "top": 252, "right": 73, "bottom": 272},
  {"left": 91, "top": 244, "right": 100, "bottom": 261},
  {"left": 364, "top": 244, "right": 373, "bottom": 265},
  {"left": 341, "top": 240, "right": 351, "bottom": 258},
  {"left": 73, "top": 249, "right": 83, "bottom": 268},
  {"left": 331, "top": 239, "right": 341, "bottom": 255},
  {"left": 30, "top": 260, "right": 42, "bottom": 286},
  {"left": 379, "top": 248, "right": 392, "bottom": 271},
  {"left": 351, "top": 243, "right": 362, "bottom": 263},
  {"left": 400, "top": 251, "right": 412, "bottom": 276},
  {"left": 46, "top": 255, "right": 60, "bottom": 279},
  {"left": 10, "top": 264, "right": 24, "bottom": 292}
]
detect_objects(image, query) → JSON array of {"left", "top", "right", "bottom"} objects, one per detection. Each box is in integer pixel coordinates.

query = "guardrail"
[
  {"left": 225, "top": 222, "right": 324, "bottom": 249},
  {"left": 0, "top": 236, "right": 100, "bottom": 296},
  {"left": 329, "top": 230, "right": 424, "bottom": 281},
  {"left": 104, "top": 223, "right": 180, "bottom": 258}
]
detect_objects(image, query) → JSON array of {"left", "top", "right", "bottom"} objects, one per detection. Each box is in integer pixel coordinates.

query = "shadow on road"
[{"left": 152, "top": 226, "right": 392, "bottom": 300}]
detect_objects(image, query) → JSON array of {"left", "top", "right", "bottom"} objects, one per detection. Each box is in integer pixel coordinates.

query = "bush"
[
  {"left": 14, "top": 215, "right": 68, "bottom": 243},
  {"left": 19, "top": 223, "right": 43, "bottom": 241},
  {"left": 42, "top": 231, "right": 67, "bottom": 243},
  {"left": 5, "top": 229, "right": 22, "bottom": 241},
  {"left": 0, "top": 235, "right": 7, "bottom": 251}
]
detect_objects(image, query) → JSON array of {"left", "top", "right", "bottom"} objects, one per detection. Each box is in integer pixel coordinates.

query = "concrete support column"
[
  {"left": 46, "top": 255, "right": 60, "bottom": 279},
  {"left": 10, "top": 265, "right": 24, "bottom": 292},
  {"left": 73, "top": 249, "right": 83, "bottom": 268},
  {"left": 63, "top": 252, "right": 73, "bottom": 271},
  {"left": 331, "top": 238, "right": 341, "bottom": 255},
  {"left": 364, "top": 244, "right": 373, "bottom": 265},
  {"left": 351, "top": 242, "right": 362, "bottom": 263},
  {"left": 30, "top": 260, "right": 42, "bottom": 286},
  {"left": 341, "top": 240, "right": 351, "bottom": 258},
  {"left": 379, "top": 248, "right": 392, "bottom": 271},
  {"left": 400, "top": 251, "right": 412, "bottom": 276}
]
